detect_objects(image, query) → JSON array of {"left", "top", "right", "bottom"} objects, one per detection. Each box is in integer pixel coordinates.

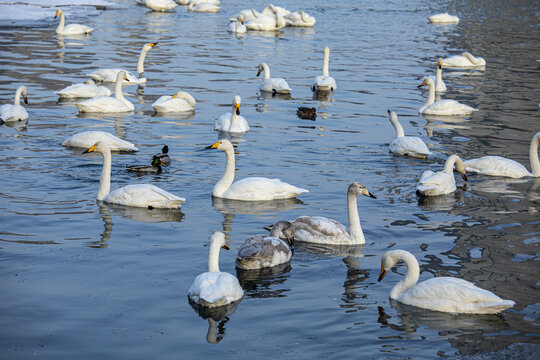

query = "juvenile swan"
[
  {"left": 257, "top": 63, "right": 291, "bottom": 95},
  {"left": 418, "top": 77, "right": 477, "bottom": 116},
  {"left": 417, "top": 155, "right": 467, "bottom": 196},
  {"left": 0, "top": 86, "right": 28, "bottom": 122},
  {"left": 378, "top": 249, "right": 515, "bottom": 314},
  {"left": 76, "top": 71, "right": 134, "bottom": 113},
  {"left": 82, "top": 141, "right": 185, "bottom": 208},
  {"left": 387, "top": 110, "right": 430, "bottom": 158},
  {"left": 268, "top": 182, "right": 376, "bottom": 245},
  {"left": 312, "top": 46, "right": 337, "bottom": 92},
  {"left": 205, "top": 139, "right": 308, "bottom": 201},
  {"left": 188, "top": 232, "right": 244, "bottom": 307},
  {"left": 55, "top": 9, "right": 93, "bottom": 35},
  {"left": 236, "top": 221, "right": 293, "bottom": 270},
  {"left": 214, "top": 95, "right": 249, "bottom": 133},
  {"left": 465, "top": 131, "right": 540, "bottom": 178}
]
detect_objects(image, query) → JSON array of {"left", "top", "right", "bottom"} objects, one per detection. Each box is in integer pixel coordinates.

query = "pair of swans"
[
  {"left": 214, "top": 95, "right": 249, "bottom": 133},
  {"left": 62, "top": 131, "right": 138, "bottom": 151},
  {"left": 442, "top": 52, "right": 486, "bottom": 68},
  {"left": 55, "top": 9, "right": 93, "bottom": 35},
  {"left": 312, "top": 47, "right": 337, "bottom": 92},
  {"left": 152, "top": 91, "right": 196, "bottom": 113},
  {"left": 417, "top": 155, "right": 468, "bottom": 196},
  {"left": 135, "top": 0, "right": 178, "bottom": 12},
  {"left": 257, "top": 63, "right": 291, "bottom": 95},
  {"left": 387, "top": 110, "right": 430, "bottom": 158},
  {"left": 465, "top": 131, "right": 540, "bottom": 178},
  {"left": 82, "top": 141, "right": 184, "bottom": 208},
  {"left": 76, "top": 71, "right": 134, "bottom": 113},
  {"left": 427, "top": 12, "right": 459, "bottom": 24},
  {"left": 56, "top": 79, "right": 112, "bottom": 99},
  {"left": 1, "top": 86, "right": 28, "bottom": 122},
  {"left": 379, "top": 249, "right": 515, "bottom": 314},
  {"left": 86, "top": 42, "right": 158, "bottom": 84},
  {"left": 418, "top": 77, "right": 477, "bottom": 116},
  {"left": 205, "top": 139, "right": 307, "bottom": 201}
]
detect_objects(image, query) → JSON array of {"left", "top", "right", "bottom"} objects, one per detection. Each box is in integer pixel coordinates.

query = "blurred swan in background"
[
  {"left": 284, "top": 11, "right": 316, "bottom": 27},
  {"left": 152, "top": 91, "right": 196, "bottom": 113},
  {"left": 428, "top": 13, "right": 459, "bottom": 24},
  {"left": 228, "top": 16, "right": 247, "bottom": 33},
  {"left": 135, "top": 0, "right": 178, "bottom": 11},
  {"left": 442, "top": 52, "right": 486, "bottom": 68},
  {"left": 62, "top": 131, "right": 138, "bottom": 151}
]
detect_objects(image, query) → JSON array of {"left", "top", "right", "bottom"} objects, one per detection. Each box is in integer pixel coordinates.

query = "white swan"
[
  {"left": 236, "top": 221, "right": 293, "bottom": 270},
  {"left": 387, "top": 110, "right": 430, "bottom": 158},
  {"left": 229, "top": 9, "right": 260, "bottom": 22},
  {"left": 205, "top": 139, "right": 308, "bottom": 201},
  {"left": 136, "top": 0, "right": 177, "bottom": 11},
  {"left": 86, "top": 42, "right": 157, "bottom": 84},
  {"left": 245, "top": 14, "right": 286, "bottom": 31},
  {"left": 432, "top": 58, "right": 447, "bottom": 92},
  {"left": 214, "top": 95, "right": 249, "bottom": 133},
  {"left": 262, "top": 4, "right": 290, "bottom": 17},
  {"left": 188, "top": 2, "right": 219, "bottom": 13},
  {"left": 284, "top": 11, "right": 316, "bottom": 27},
  {"left": 257, "top": 62, "right": 291, "bottom": 95},
  {"left": 418, "top": 77, "right": 477, "bottom": 115},
  {"left": 417, "top": 154, "right": 468, "bottom": 196},
  {"left": 0, "top": 86, "right": 28, "bottom": 122},
  {"left": 378, "top": 249, "right": 515, "bottom": 314},
  {"left": 83, "top": 141, "right": 185, "bottom": 208},
  {"left": 465, "top": 131, "right": 540, "bottom": 178},
  {"left": 428, "top": 12, "right": 459, "bottom": 24},
  {"left": 56, "top": 79, "right": 112, "bottom": 99},
  {"left": 55, "top": 9, "right": 93, "bottom": 35},
  {"left": 188, "top": 232, "right": 244, "bottom": 307},
  {"left": 442, "top": 52, "right": 486, "bottom": 68},
  {"left": 77, "top": 71, "right": 134, "bottom": 113},
  {"left": 312, "top": 46, "right": 337, "bottom": 92},
  {"left": 269, "top": 182, "right": 376, "bottom": 245},
  {"left": 152, "top": 91, "right": 196, "bottom": 113},
  {"left": 62, "top": 131, "right": 138, "bottom": 151},
  {"left": 228, "top": 16, "right": 247, "bottom": 33}
]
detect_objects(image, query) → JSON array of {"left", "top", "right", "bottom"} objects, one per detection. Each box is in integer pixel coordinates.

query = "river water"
[{"left": 0, "top": 0, "right": 539, "bottom": 358}]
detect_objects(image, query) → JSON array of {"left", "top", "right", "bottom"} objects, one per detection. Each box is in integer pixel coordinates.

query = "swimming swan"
[
  {"left": 442, "top": 52, "right": 486, "bottom": 68},
  {"left": 188, "top": 2, "right": 220, "bottom": 13},
  {"left": 284, "top": 11, "right": 316, "bottom": 27},
  {"left": 83, "top": 141, "right": 185, "bottom": 208},
  {"left": 387, "top": 110, "right": 430, "bottom": 158},
  {"left": 236, "top": 221, "right": 293, "bottom": 270},
  {"left": 312, "top": 46, "right": 337, "bottom": 92},
  {"left": 228, "top": 16, "right": 247, "bottom": 33},
  {"left": 428, "top": 13, "right": 459, "bottom": 24},
  {"left": 268, "top": 182, "right": 376, "bottom": 245},
  {"left": 418, "top": 77, "right": 477, "bottom": 115},
  {"left": 214, "top": 95, "right": 249, "bottom": 133},
  {"left": 465, "top": 131, "right": 540, "bottom": 178},
  {"left": 257, "top": 62, "right": 291, "bottom": 95},
  {"left": 56, "top": 79, "right": 112, "bottom": 99},
  {"left": 0, "top": 86, "right": 28, "bottom": 122},
  {"left": 76, "top": 71, "right": 134, "bottom": 113},
  {"left": 136, "top": 0, "right": 177, "bottom": 11},
  {"left": 86, "top": 42, "right": 158, "bottom": 84},
  {"left": 417, "top": 154, "right": 467, "bottom": 196},
  {"left": 229, "top": 9, "right": 260, "bottom": 22},
  {"left": 205, "top": 139, "right": 308, "bottom": 201},
  {"left": 152, "top": 91, "right": 196, "bottom": 113},
  {"left": 62, "top": 131, "right": 138, "bottom": 151},
  {"left": 188, "top": 232, "right": 244, "bottom": 307},
  {"left": 432, "top": 58, "right": 447, "bottom": 92},
  {"left": 55, "top": 9, "right": 93, "bottom": 35},
  {"left": 378, "top": 249, "right": 515, "bottom": 314},
  {"left": 245, "top": 14, "right": 286, "bottom": 31}
]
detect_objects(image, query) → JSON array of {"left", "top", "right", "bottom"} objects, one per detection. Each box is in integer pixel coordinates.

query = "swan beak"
[
  {"left": 363, "top": 189, "right": 377, "bottom": 199},
  {"left": 461, "top": 173, "right": 468, "bottom": 181},
  {"left": 83, "top": 144, "right": 97, "bottom": 154},
  {"left": 55, "top": 10, "right": 60, "bottom": 18},
  {"left": 418, "top": 79, "right": 426, "bottom": 88},
  {"left": 235, "top": 103, "right": 240, "bottom": 115},
  {"left": 172, "top": 93, "right": 177, "bottom": 99},
  {"left": 222, "top": 239, "right": 230, "bottom": 250},
  {"left": 240, "top": 16, "right": 244, "bottom": 24},
  {"left": 205, "top": 141, "right": 220, "bottom": 150},
  {"left": 438, "top": 58, "right": 443, "bottom": 68},
  {"left": 23, "top": 96, "right": 28, "bottom": 104},
  {"left": 256, "top": 66, "right": 262, "bottom": 77},
  {"left": 378, "top": 264, "right": 387, "bottom": 282},
  {"left": 124, "top": 75, "right": 130, "bottom": 82},
  {"left": 149, "top": 42, "right": 158, "bottom": 47}
]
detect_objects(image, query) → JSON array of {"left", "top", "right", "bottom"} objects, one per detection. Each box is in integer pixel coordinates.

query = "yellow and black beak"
[
  {"left": 235, "top": 103, "right": 240, "bottom": 116},
  {"left": 150, "top": 42, "right": 158, "bottom": 47},
  {"left": 256, "top": 66, "right": 262, "bottom": 77},
  {"left": 172, "top": 93, "right": 177, "bottom": 99},
  {"left": 55, "top": 10, "right": 60, "bottom": 18},
  {"left": 222, "top": 238, "right": 230, "bottom": 250},
  {"left": 438, "top": 58, "right": 443, "bottom": 68},
  {"left": 418, "top": 79, "right": 426, "bottom": 88},
  {"left": 204, "top": 141, "right": 220, "bottom": 150},
  {"left": 377, "top": 263, "right": 387, "bottom": 282},
  {"left": 83, "top": 144, "right": 97, "bottom": 154},
  {"left": 461, "top": 173, "right": 468, "bottom": 181},
  {"left": 23, "top": 96, "right": 28, "bottom": 104}
]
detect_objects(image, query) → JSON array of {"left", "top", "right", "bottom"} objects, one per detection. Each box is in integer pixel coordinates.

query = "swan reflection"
[
  {"left": 257, "top": 91, "right": 291, "bottom": 101},
  {"left": 236, "top": 262, "right": 292, "bottom": 298},
  {"left": 417, "top": 188, "right": 466, "bottom": 211},
  {"left": 188, "top": 298, "right": 241, "bottom": 344},
  {"left": 212, "top": 196, "right": 304, "bottom": 216},
  {"left": 98, "top": 201, "right": 185, "bottom": 223}
]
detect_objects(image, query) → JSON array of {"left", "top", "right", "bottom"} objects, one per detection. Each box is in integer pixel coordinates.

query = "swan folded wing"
[
  {"left": 56, "top": 83, "right": 112, "bottom": 98},
  {"left": 87, "top": 69, "right": 138, "bottom": 83},
  {"left": 292, "top": 216, "right": 351, "bottom": 243},
  {"left": 261, "top": 78, "right": 291, "bottom": 94},
  {"left": 76, "top": 97, "right": 134, "bottom": 113},
  {"left": 465, "top": 156, "right": 530, "bottom": 178},
  {"left": 224, "top": 177, "right": 308, "bottom": 201},
  {"left": 214, "top": 113, "right": 232, "bottom": 130},
  {"left": 153, "top": 97, "right": 193, "bottom": 113},
  {"left": 417, "top": 171, "right": 455, "bottom": 195},
  {"left": 424, "top": 100, "right": 477, "bottom": 116},
  {"left": 237, "top": 236, "right": 291, "bottom": 268},
  {"left": 62, "top": 131, "right": 138, "bottom": 151},
  {"left": 63, "top": 24, "right": 93, "bottom": 34},
  {"left": 389, "top": 137, "right": 430, "bottom": 157},
  {"left": 0, "top": 104, "right": 28, "bottom": 121},
  {"left": 105, "top": 184, "right": 185, "bottom": 208},
  {"left": 189, "top": 272, "right": 243, "bottom": 306}
]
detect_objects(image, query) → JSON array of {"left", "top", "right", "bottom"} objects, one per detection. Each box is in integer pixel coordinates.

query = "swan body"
[
  {"left": 229, "top": 9, "right": 260, "bottom": 22},
  {"left": 417, "top": 154, "right": 468, "bottom": 196},
  {"left": 206, "top": 139, "right": 308, "bottom": 201},
  {"left": 77, "top": 71, "right": 134, "bottom": 113},
  {"left": 56, "top": 80, "right": 112, "bottom": 99},
  {"left": 270, "top": 182, "right": 376, "bottom": 245},
  {"left": 138, "top": 0, "right": 177, "bottom": 11},
  {"left": 257, "top": 63, "right": 291, "bottom": 95},
  {"left": 126, "top": 156, "right": 164, "bottom": 173},
  {"left": 55, "top": 9, "right": 93, "bottom": 35},
  {"left": 86, "top": 43, "right": 157, "bottom": 84},
  {"left": 465, "top": 131, "right": 540, "bottom": 178},
  {"left": 214, "top": 95, "right": 249, "bottom": 133},
  {"left": 378, "top": 250, "right": 515, "bottom": 314},
  {"left": 228, "top": 16, "right": 247, "bottom": 33},
  {"left": 442, "top": 52, "right": 486, "bottom": 68},
  {"left": 188, "top": 232, "right": 244, "bottom": 307},
  {"left": 188, "top": 2, "right": 220, "bottom": 13},
  {"left": 83, "top": 141, "right": 185, "bottom": 208},
  {"left": 155, "top": 145, "right": 171, "bottom": 165},
  {"left": 62, "top": 131, "right": 138, "bottom": 151},
  {"left": 261, "top": 4, "right": 290, "bottom": 17},
  {"left": 245, "top": 14, "right": 286, "bottom": 31},
  {"left": 284, "top": 11, "right": 316, "bottom": 27},
  {"left": 312, "top": 46, "right": 337, "bottom": 92},
  {"left": 428, "top": 12, "right": 459, "bottom": 24},
  {"left": 236, "top": 221, "right": 293, "bottom": 270},
  {"left": 418, "top": 77, "right": 477, "bottom": 115},
  {"left": 387, "top": 110, "right": 430, "bottom": 158},
  {"left": 0, "top": 86, "right": 28, "bottom": 122},
  {"left": 152, "top": 91, "right": 196, "bottom": 113}
]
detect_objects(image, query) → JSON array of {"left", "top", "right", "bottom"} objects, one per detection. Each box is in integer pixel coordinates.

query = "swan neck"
[
  {"left": 322, "top": 48, "right": 330, "bottom": 77},
  {"left": 347, "top": 192, "right": 365, "bottom": 244},
  {"left": 436, "top": 66, "right": 443, "bottom": 85},
  {"left": 426, "top": 81, "right": 435, "bottom": 106},
  {"left": 208, "top": 239, "right": 221, "bottom": 272},
  {"left": 97, "top": 148, "right": 112, "bottom": 201},
  {"left": 56, "top": 13, "right": 65, "bottom": 33},
  {"left": 389, "top": 251, "right": 420, "bottom": 299},
  {"left": 444, "top": 154, "right": 459, "bottom": 174},
  {"left": 137, "top": 47, "right": 148, "bottom": 78},
  {"left": 530, "top": 133, "right": 540, "bottom": 176},
  {"left": 114, "top": 77, "right": 125, "bottom": 101},
  {"left": 14, "top": 88, "right": 22, "bottom": 105},
  {"left": 262, "top": 63, "right": 270, "bottom": 79},
  {"left": 390, "top": 115, "right": 405, "bottom": 138},
  {"left": 213, "top": 147, "right": 236, "bottom": 197}
]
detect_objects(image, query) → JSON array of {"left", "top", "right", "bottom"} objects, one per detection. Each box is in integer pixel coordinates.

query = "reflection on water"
[
  {"left": 236, "top": 262, "right": 292, "bottom": 298},
  {"left": 100, "top": 201, "right": 185, "bottom": 223},
  {"left": 188, "top": 298, "right": 241, "bottom": 344},
  {"left": 417, "top": 189, "right": 466, "bottom": 211},
  {"left": 212, "top": 196, "right": 304, "bottom": 216}
]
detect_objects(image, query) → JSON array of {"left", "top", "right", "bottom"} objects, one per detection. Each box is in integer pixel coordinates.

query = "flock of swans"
[{"left": 3, "top": 6, "right": 535, "bottom": 318}]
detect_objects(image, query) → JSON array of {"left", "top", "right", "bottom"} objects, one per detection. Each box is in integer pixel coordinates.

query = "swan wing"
[
  {"left": 86, "top": 69, "right": 138, "bottom": 83},
  {"left": 153, "top": 96, "right": 193, "bottom": 113},
  {"left": 188, "top": 272, "right": 243, "bottom": 306},
  {"left": 423, "top": 100, "right": 477, "bottom": 116},
  {"left": 0, "top": 104, "right": 28, "bottom": 122},
  {"left": 260, "top": 78, "right": 291, "bottom": 94},
  {"left": 236, "top": 236, "right": 291, "bottom": 269},
  {"left": 62, "top": 131, "right": 138, "bottom": 151},
  {"left": 291, "top": 216, "right": 352, "bottom": 244},
  {"left": 313, "top": 75, "right": 337, "bottom": 91},
  {"left": 56, "top": 83, "right": 112, "bottom": 98},
  {"left": 389, "top": 136, "right": 430, "bottom": 158},
  {"left": 62, "top": 24, "right": 94, "bottom": 35},
  {"left": 417, "top": 170, "right": 455, "bottom": 195},
  {"left": 465, "top": 156, "right": 531, "bottom": 178},
  {"left": 223, "top": 177, "right": 308, "bottom": 201},
  {"left": 105, "top": 184, "right": 185, "bottom": 208},
  {"left": 214, "top": 113, "right": 232, "bottom": 131},
  {"left": 76, "top": 96, "right": 134, "bottom": 113}
]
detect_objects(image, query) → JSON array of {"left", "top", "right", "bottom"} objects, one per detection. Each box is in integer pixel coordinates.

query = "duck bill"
[{"left": 378, "top": 264, "right": 387, "bottom": 282}]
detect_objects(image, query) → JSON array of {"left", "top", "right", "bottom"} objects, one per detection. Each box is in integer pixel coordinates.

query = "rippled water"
[{"left": 1, "top": 0, "right": 539, "bottom": 358}]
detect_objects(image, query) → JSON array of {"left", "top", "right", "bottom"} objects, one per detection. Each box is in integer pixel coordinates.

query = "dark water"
[{"left": 0, "top": 0, "right": 539, "bottom": 358}]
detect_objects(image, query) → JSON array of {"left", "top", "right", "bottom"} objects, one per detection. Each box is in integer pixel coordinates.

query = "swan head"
[
  {"left": 210, "top": 231, "right": 229, "bottom": 250},
  {"left": 387, "top": 110, "right": 398, "bottom": 122},
  {"left": 256, "top": 63, "right": 265, "bottom": 77},
  {"left": 238, "top": 15, "right": 244, "bottom": 24},
  {"left": 143, "top": 42, "right": 158, "bottom": 52},
  {"left": 378, "top": 250, "right": 409, "bottom": 282},
  {"left": 348, "top": 182, "right": 376, "bottom": 199},
  {"left": 418, "top": 77, "right": 434, "bottom": 89},
  {"left": 116, "top": 70, "right": 129, "bottom": 83},
  {"left": 233, "top": 95, "right": 241, "bottom": 115},
  {"left": 83, "top": 141, "right": 110, "bottom": 155},
  {"left": 438, "top": 58, "right": 443, "bottom": 69},
  {"left": 85, "top": 79, "right": 96, "bottom": 86},
  {"left": 269, "top": 220, "right": 294, "bottom": 246},
  {"left": 205, "top": 139, "right": 233, "bottom": 152},
  {"left": 55, "top": 9, "right": 63, "bottom": 18},
  {"left": 454, "top": 157, "right": 468, "bottom": 181},
  {"left": 18, "top": 86, "right": 28, "bottom": 104}
]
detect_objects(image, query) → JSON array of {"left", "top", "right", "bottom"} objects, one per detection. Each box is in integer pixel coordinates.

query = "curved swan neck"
[
  {"left": 261, "top": 63, "right": 270, "bottom": 79},
  {"left": 425, "top": 79, "right": 435, "bottom": 106},
  {"left": 463, "top": 52, "right": 479, "bottom": 65},
  {"left": 137, "top": 46, "right": 149, "bottom": 78},
  {"left": 114, "top": 74, "right": 126, "bottom": 101},
  {"left": 436, "top": 65, "right": 443, "bottom": 86},
  {"left": 530, "top": 132, "right": 540, "bottom": 176},
  {"left": 389, "top": 112, "right": 405, "bottom": 138},
  {"left": 322, "top": 47, "right": 330, "bottom": 77},
  {"left": 97, "top": 146, "right": 112, "bottom": 201},
  {"left": 213, "top": 145, "right": 236, "bottom": 197},
  {"left": 208, "top": 238, "right": 222, "bottom": 272},
  {"left": 444, "top": 154, "right": 460, "bottom": 174},
  {"left": 389, "top": 250, "right": 420, "bottom": 299},
  {"left": 56, "top": 12, "right": 65, "bottom": 33},
  {"left": 14, "top": 87, "right": 23, "bottom": 105},
  {"left": 347, "top": 192, "right": 365, "bottom": 244}
]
